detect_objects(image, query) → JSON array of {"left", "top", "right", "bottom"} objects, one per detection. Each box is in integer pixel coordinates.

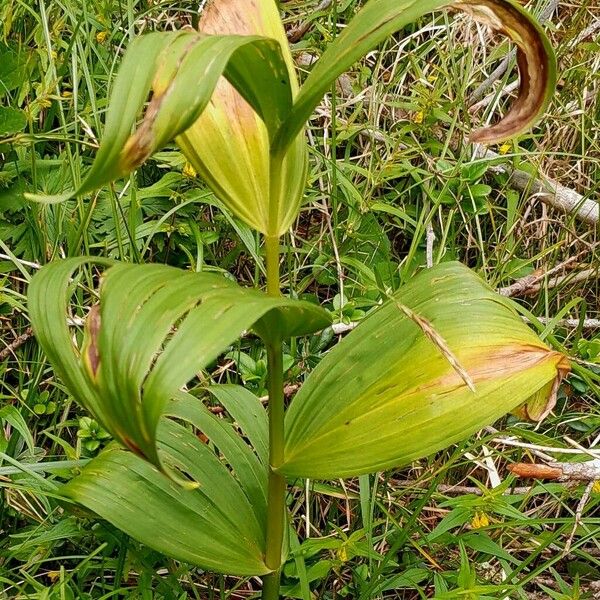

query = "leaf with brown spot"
[
  {"left": 281, "top": 262, "right": 569, "bottom": 480},
  {"left": 82, "top": 305, "right": 101, "bottom": 379}
]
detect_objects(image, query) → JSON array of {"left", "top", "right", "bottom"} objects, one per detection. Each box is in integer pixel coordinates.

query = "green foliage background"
[{"left": 0, "top": 0, "right": 599, "bottom": 598}]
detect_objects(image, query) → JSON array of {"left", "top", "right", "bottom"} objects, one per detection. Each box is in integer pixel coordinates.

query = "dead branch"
[
  {"left": 0, "top": 327, "right": 33, "bottom": 361},
  {"left": 331, "top": 315, "right": 600, "bottom": 336},
  {"left": 475, "top": 148, "right": 599, "bottom": 225},
  {"left": 498, "top": 268, "right": 596, "bottom": 297},
  {"left": 508, "top": 459, "right": 600, "bottom": 482}
]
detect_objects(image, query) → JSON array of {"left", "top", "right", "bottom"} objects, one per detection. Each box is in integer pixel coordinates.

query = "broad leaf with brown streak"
[
  {"left": 280, "top": 262, "right": 569, "bottom": 480},
  {"left": 28, "top": 258, "right": 331, "bottom": 475},
  {"left": 179, "top": 0, "right": 308, "bottom": 236},
  {"left": 25, "top": 29, "right": 293, "bottom": 206}
]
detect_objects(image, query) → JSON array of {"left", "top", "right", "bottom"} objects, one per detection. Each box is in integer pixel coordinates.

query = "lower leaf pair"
[{"left": 28, "top": 259, "right": 568, "bottom": 575}]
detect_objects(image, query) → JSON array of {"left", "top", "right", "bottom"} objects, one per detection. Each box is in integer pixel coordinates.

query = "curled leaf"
[{"left": 453, "top": 0, "right": 557, "bottom": 143}]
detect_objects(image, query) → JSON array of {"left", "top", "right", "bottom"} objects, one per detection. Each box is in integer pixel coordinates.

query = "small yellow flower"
[
  {"left": 62, "top": 90, "right": 72, "bottom": 98},
  {"left": 413, "top": 111, "right": 424, "bottom": 124},
  {"left": 337, "top": 545, "right": 348, "bottom": 562},
  {"left": 471, "top": 512, "right": 490, "bottom": 529},
  {"left": 593, "top": 480, "right": 600, "bottom": 494},
  {"left": 182, "top": 163, "right": 197, "bottom": 178},
  {"left": 96, "top": 31, "right": 108, "bottom": 44},
  {"left": 498, "top": 143, "right": 511, "bottom": 155}
]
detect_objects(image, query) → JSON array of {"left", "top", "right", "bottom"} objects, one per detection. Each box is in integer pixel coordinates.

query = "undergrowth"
[{"left": 1, "top": 0, "right": 599, "bottom": 598}]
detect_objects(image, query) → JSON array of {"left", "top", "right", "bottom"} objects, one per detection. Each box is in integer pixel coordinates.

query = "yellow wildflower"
[
  {"left": 593, "top": 481, "right": 600, "bottom": 494},
  {"left": 498, "top": 143, "right": 511, "bottom": 155},
  {"left": 471, "top": 512, "right": 490, "bottom": 529},
  {"left": 96, "top": 31, "right": 108, "bottom": 44},
  {"left": 337, "top": 545, "right": 348, "bottom": 562},
  {"left": 413, "top": 111, "right": 424, "bottom": 124},
  {"left": 182, "top": 162, "right": 197, "bottom": 178}
]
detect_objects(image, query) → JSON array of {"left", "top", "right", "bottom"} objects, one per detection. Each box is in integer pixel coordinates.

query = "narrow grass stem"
[{"left": 263, "top": 234, "right": 285, "bottom": 599}]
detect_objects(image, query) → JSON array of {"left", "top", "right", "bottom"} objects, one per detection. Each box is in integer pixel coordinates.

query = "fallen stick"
[
  {"left": 474, "top": 148, "right": 599, "bottom": 225},
  {"left": 0, "top": 327, "right": 33, "bottom": 361},
  {"left": 498, "top": 268, "right": 597, "bottom": 297},
  {"left": 331, "top": 315, "right": 600, "bottom": 336}
]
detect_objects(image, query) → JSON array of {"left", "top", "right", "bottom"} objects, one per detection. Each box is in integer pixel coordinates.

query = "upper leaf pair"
[{"left": 26, "top": 0, "right": 556, "bottom": 238}]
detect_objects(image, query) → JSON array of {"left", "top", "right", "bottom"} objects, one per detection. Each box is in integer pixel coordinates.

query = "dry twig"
[
  {"left": 0, "top": 328, "right": 33, "bottom": 362},
  {"left": 474, "top": 148, "right": 599, "bottom": 225}
]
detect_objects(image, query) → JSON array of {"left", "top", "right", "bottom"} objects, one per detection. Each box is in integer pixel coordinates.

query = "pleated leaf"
[
  {"left": 28, "top": 259, "right": 330, "bottom": 472},
  {"left": 63, "top": 387, "right": 272, "bottom": 575},
  {"left": 25, "top": 30, "right": 293, "bottom": 205},
  {"left": 179, "top": 0, "right": 308, "bottom": 236},
  {"left": 280, "top": 262, "right": 569, "bottom": 479}
]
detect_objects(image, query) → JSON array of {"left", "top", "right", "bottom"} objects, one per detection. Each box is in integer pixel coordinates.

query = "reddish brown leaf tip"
[
  {"left": 508, "top": 462, "right": 563, "bottom": 480},
  {"left": 83, "top": 304, "right": 101, "bottom": 378},
  {"left": 453, "top": 0, "right": 556, "bottom": 144}
]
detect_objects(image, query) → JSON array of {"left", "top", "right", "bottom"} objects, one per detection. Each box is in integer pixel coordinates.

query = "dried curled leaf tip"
[
  {"left": 452, "top": 0, "right": 556, "bottom": 143},
  {"left": 514, "top": 354, "right": 571, "bottom": 422}
]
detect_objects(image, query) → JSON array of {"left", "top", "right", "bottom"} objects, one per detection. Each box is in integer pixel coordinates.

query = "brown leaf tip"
[
  {"left": 508, "top": 462, "right": 562, "bottom": 480},
  {"left": 83, "top": 304, "right": 101, "bottom": 378}
]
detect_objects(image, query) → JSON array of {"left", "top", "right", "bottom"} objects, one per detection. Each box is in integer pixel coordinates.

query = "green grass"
[{"left": 1, "top": 0, "right": 600, "bottom": 598}]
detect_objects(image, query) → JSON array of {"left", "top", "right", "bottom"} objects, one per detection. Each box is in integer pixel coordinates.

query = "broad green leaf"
[
  {"left": 206, "top": 384, "right": 269, "bottom": 465},
  {"left": 273, "top": 0, "right": 557, "bottom": 154},
  {"left": 63, "top": 399, "right": 271, "bottom": 576},
  {"left": 179, "top": 0, "right": 307, "bottom": 236},
  {"left": 0, "top": 106, "right": 26, "bottom": 136},
  {"left": 25, "top": 30, "right": 293, "bottom": 205},
  {"left": 28, "top": 259, "right": 330, "bottom": 471},
  {"left": 0, "top": 44, "right": 27, "bottom": 96},
  {"left": 280, "top": 262, "right": 569, "bottom": 479},
  {"left": 168, "top": 390, "right": 268, "bottom": 524}
]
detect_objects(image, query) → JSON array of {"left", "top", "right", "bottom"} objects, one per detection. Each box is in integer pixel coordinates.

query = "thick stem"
[
  {"left": 262, "top": 235, "right": 285, "bottom": 600},
  {"left": 265, "top": 236, "right": 281, "bottom": 297}
]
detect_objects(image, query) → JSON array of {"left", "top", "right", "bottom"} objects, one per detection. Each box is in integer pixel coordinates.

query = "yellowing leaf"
[
  {"left": 179, "top": 0, "right": 307, "bottom": 236},
  {"left": 280, "top": 262, "right": 569, "bottom": 480}
]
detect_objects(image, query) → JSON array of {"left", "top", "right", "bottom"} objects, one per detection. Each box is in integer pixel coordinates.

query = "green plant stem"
[
  {"left": 265, "top": 236, "right": 281, "bottom": 297},
  {"left": 263, "top": 234, "right": 285, "bottom": 599}
]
